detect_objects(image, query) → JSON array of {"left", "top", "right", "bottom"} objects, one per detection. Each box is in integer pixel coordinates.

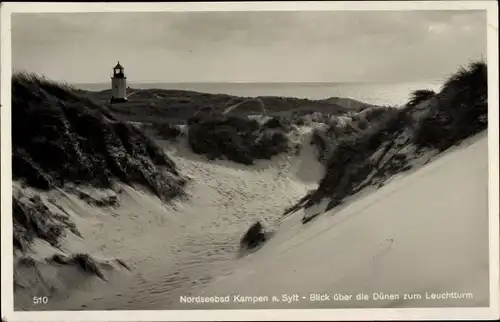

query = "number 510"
[{"left": 33, "top": 296, "right": 48, "bottom": 305}]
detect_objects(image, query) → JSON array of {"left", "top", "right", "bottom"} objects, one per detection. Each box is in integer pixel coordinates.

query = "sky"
[{"left": 11, "top": 10, "right": 487, "bottom": 84}]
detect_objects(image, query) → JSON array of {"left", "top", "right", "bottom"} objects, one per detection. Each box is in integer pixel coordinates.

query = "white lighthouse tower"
[{"left": 110, "top": 61, "right": 127, "bottom": 103}]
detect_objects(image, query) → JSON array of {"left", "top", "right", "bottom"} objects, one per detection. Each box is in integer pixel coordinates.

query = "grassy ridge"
[
  {"left": 12, "top": 72, "right": 186, "bottom": 198},
  {"left": 413, "top": 61, "right": 487, "bottom": 150},
  {"left": 86, "top": 86, "right": 373, "bottom": 126},
  {"left": 291, "top": 60, "right": 488, "bottom": 218},
  {"left": 12, "top": 73, "right": 187, "bottom": 252}
]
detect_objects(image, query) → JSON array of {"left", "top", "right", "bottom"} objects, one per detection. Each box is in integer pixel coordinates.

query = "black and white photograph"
[{"left": 1, "top": 1, "right": 498, "bottom": 321}]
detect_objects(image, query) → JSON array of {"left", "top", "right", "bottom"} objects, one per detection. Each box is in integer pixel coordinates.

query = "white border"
[{"left": 1, "top": 2, "right": 498, "bottom": 321}]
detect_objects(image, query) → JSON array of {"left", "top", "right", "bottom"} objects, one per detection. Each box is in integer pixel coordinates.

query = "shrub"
[
  {"left": 254, "top": 130, "right": 289, "bottom": 159},
  {"left": 262, "top": 116, "right": 293, "bottom": 132},
  {"left": 240, "top": 221, "right": 267, "bottom": 250},
  {"left": 187, "top": 115, "right": 289, "bottom": 165}
]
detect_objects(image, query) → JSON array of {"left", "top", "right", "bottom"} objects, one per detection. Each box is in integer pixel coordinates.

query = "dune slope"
[{"left": 183, "top": 133, "right": 489, "bottom": 310}]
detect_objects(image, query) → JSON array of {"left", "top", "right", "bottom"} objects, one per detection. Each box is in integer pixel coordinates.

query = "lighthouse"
[{"left": 110, "top": 61, "right": 127, "bottom": 103}]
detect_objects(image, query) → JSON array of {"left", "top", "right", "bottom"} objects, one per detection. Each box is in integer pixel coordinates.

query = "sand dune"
[
  {"left": 177, "top": 133, "right": 490, "bottom": 310},
  {"left": 17, "top": 126, "right": 326, "bottom": 311},
  {"left": 14, "top": 128, "right": 491, "bottom": 313}
]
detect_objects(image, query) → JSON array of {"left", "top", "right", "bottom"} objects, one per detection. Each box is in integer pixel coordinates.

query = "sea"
[{"left": 74, "top": 81, "right": 444, "bottom": 107}]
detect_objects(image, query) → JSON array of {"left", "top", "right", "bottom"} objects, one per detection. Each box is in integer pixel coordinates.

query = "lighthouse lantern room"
[{"left": 110, "top": 61, "right": 127, "bottom": 103}]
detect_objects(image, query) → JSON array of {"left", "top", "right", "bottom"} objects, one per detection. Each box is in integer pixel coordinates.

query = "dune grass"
[
  {"left": 304, "top": 107, "right": 410, "bottom": 210},
  {"left": 49, "top": 253, "right": 107, "bottom": 280},
  {"left": 413, "top": 60, "right": 487, "bottom": 150},
  {"left": 12, "top": 72, "right": 186, "bottom": 198},
  {"left": 292, "top": 60, "right": 488, "bottom": 216},
  {"left": 11, "top": 72, "right": 187, "bottom": 252},
  {"left": 13, "top": 194, "right": 66, "bottom": 252},
  {"left": 406, "top": 89, "right": 437, "bottom": 108}
]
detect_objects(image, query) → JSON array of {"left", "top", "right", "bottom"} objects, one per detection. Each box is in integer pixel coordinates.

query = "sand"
[
  {"left": 177, "top": 133, "right": 491, "bottom": 310},
  {"left": 13, "top": 129, "right": 491, "bottom": 315}
]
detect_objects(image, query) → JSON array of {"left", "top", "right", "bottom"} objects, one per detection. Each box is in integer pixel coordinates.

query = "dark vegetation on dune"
[
  {"left": 304, "top": 107, "right": 412, "bottom": 211},
  {"left": 12, "top": 73, "right": 187, "bottom": 253},
  {"left": 49, "top": 253, "right": 107, "bottom": 280},
  {"left": 13, "top": 194, "right": 82, "bottom": 253},
  {"left": 13, "top": 252, "right": 128, "bottom": 293},
  {"left": 240, "top": 221, "right": 268, "bottom": 250},
  {"left": 285, "top": 60, "right": 488, "bottom": 219},
  {"left": 153, "top": 122, "right": 183, "bottom": 141},
  {"left": 262, "top": 116, "right": 294, "bottom": 132},
  {"left": 413, "top": 61, "right": 487, "bottom": 150},
  {"left": 188, "top": 115, "right": 290, "bottom": 165},
  {"left": 406, "top": 89, "right": 437, "bottom": 108},
  {"left": 310, "top": 106, "right": 394, "bottom": 164},
  {"left": 150, "top": 102, "right": 357, "bottom": 166}
]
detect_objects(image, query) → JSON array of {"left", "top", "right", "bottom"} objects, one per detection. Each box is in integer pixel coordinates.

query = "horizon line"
[{"left": 72, "top": 79, "right": 444, "bottom": 85}]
